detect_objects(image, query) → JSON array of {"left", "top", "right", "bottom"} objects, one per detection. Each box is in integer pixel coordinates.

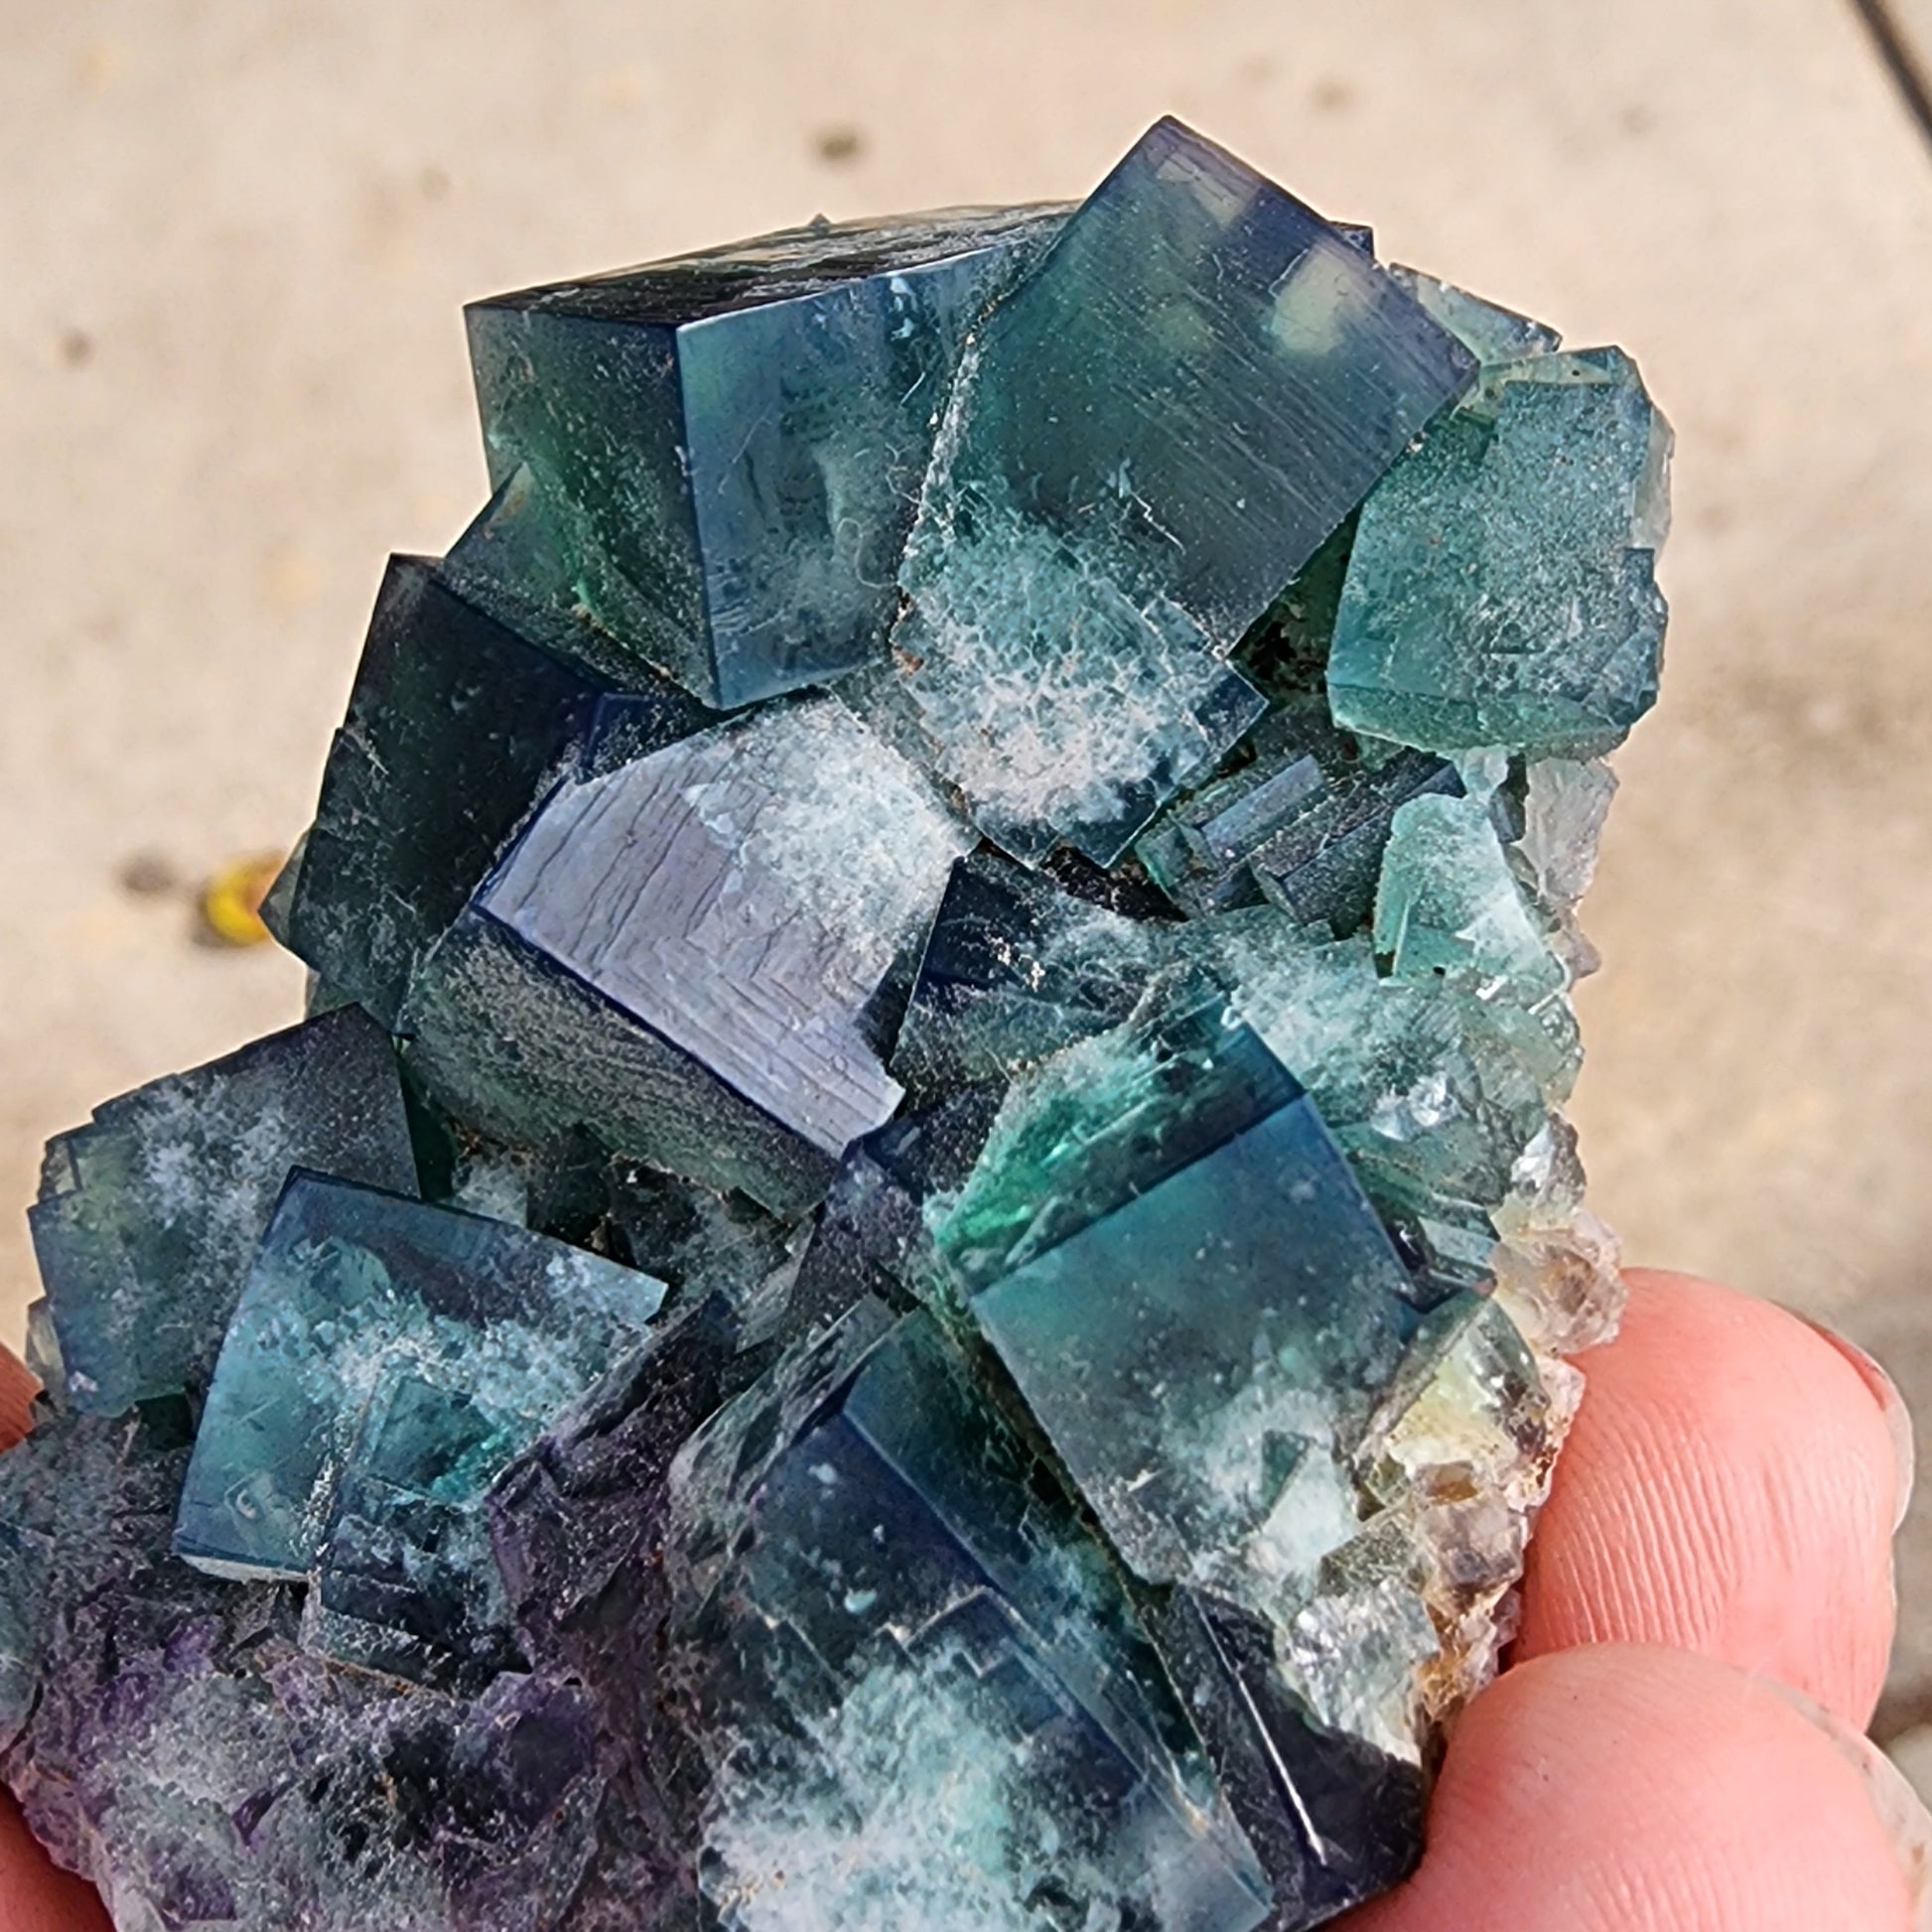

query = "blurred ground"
[{"left": 7, "top": 0, "right": 1932, "bottom": 1726}]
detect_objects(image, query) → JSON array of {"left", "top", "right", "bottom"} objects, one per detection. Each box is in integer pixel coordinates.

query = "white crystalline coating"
[
  {"left": 1243, "top": 1441, "right": 1365, "bottom": 1592},
  {"left": 682, "top": 701, "right": 970, "bottom": 960},
  {"left": 1282, "top": 1561, "right": 1442, "bottom": 1765},
  {"left": 175, "top": 1176, "right": 669, "bottom": 1587},
  {"left": 1155, "top": 1372, "right": 1362, "bottom": 1605},
  {"left": 447, "top": 1147, "right": 532, "bottom": 1226},
  {"left": 703, "top": 1651, "right": 1068, "bottom": 1932},
  {"left": 483, "top": 697, "right": 971, "bottom": 1156},
  {"left": 73, "top": 1669, "right": 448, "bottom": 1932},
  {"left": 891, "top": 502, "right": 1252, "bottom": 864},
  {"left": 132, "top": 1083, "right": 317, "bottom": 1268}
]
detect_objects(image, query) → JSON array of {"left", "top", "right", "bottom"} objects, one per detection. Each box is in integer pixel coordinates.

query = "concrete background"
[{"left": 7, "top": 0, "right": 1932, "bottom": 1726}]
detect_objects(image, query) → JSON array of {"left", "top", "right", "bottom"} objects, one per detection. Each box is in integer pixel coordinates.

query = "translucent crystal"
[
  {"left": 1373, "top": 790, "right": 1566, "bottom": 1000},
  {"left": 1386, "top": 265, "right": 1563, "bottom": 368},
  {"left": 28, "top": 1007, "right": 417, "bottom": 1416},
  {"left": 937, "top": 990, "right": 1419, "bottom": 1606},
  {"left": 468, "top": 207, "right": 1069, "bottom": 707},
  {"left": 876, "top": 117, "right": 1473, "bottom": 862},
  {"left": 271, "top": 558, "right": 624, "bottom": 1026},
  {"left": 1327, "top": 344, "right": 1672, "bottom": 757},
  {"left": 0, "top": 118, "right": 1668, "bottom": 1932},
  {"left": 174, "top": 1174, "right": 664, "bottom": 1614},
  {"left": 667, "top": 1307, "right": 1274, "bottom": 1931},
  {"left": 893, "top": 850, "right": 1161, "bottom": 1096}
]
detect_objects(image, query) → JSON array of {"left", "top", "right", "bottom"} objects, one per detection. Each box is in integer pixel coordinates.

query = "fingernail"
[
  {"left": 1760, "top": 1678, "right": 1932, "bottom": 1926},
  {"left": 1794, "top": 1314, "right": 1916, "bottom": 1535}
]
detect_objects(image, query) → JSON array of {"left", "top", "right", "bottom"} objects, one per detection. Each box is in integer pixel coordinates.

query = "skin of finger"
[
  {"left": 1517, "top": 1269, "right": 1899, "bottom": 1726},
  {"left": 0, "top": 1795, "right": 109, "bottom": 1932},
  {"left": 0, "top": 1348, "right": 110, "bottom": 1928},
  {"left": 1342, "top": 1644, "right": 1917, "bottom": 1932},
  {"left": 0, "top": 1349, "right": 36, "bottom": 1455}
]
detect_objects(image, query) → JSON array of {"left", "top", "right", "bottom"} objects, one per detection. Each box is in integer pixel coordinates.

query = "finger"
[
  {"left": 0, "top": 1793, "right": 109, "bottom": 1932},
  {"left": 1345, "top": 1644, "right": 1923, "bottom": 1932},
  {"left": 1517, "top": 1269, "right": 1903, "bottom": 1725},
  {"left": 0, "top": 1347, "right": 36, "bottom": 1453}
]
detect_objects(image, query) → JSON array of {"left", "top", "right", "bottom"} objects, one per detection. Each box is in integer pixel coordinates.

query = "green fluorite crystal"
[
  {"left": 1373, "top": 789, "right": 1567, "bottom": 998},
  {"left": 937, "top": 988, "right": 1422, "bottom": 1608},
  {"left": 0, "top": 119, "right": 1664, "bottom": 1932},
  {"left": 174, "top": 1174, "right": 664, "bottom": 1583},
  {"left": 1326, "top": 335, "right": 1671, "bottom": 757},
  {"left": 869, "top": 118, "right": 1474, "bottom": 864},
  {"left": 467, "top": 207, "right": 1069, "bottom": 707},
  {"left": 27, "top": 1007, "right": 418, "bottom": 1416}
]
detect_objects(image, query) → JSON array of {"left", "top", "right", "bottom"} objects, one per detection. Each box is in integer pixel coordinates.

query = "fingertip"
[
  {"left": 0, "top": 1349, "right": 38, "bottom": 1453},
  {"left": 0, "top": 1792, "right": 109, "bottom": 1932},
  {"left": 1518, "top": 1270, "right": 1900, "bottom": 1724},
  {"left": 1347, "top": 1646, "right": 1919, "bottom": 1932}
]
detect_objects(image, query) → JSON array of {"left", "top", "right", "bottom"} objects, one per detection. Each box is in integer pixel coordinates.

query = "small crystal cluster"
[{"left": 3, "top": 119, "right": 1668, "bottom": 1930}]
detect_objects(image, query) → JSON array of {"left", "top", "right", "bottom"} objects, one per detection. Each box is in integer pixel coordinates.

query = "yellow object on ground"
[{"left": 197, "top": 854, "right": 284, "bottom": 948}]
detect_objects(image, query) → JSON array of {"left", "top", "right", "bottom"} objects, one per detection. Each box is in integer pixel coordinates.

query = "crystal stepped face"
[{"left": 0, "top": 116, "right": 1667, "bottom": 1930}]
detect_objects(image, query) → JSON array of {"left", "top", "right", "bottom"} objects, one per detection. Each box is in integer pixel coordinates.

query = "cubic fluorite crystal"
[{"left": 1, "top": 117, "right": 1668, "bottom": 1930}]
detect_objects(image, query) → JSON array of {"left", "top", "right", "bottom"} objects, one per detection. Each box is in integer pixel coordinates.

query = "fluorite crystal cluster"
[{"left": 3, "top": 119, "right": 1668, "bottom": 1930}]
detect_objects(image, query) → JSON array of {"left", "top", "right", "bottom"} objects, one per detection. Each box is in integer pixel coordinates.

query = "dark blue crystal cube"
[{"left": 467, "top": 207, "right": 1069, "bottom": 708}]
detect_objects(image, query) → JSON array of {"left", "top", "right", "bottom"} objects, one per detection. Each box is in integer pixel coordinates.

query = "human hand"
[
  {"left": 1344, "top": 1269, "right": 1921, "bottom": 1930},
  {"left": 0, "top": 1270, "right": 1915, "bottom": 1929}
]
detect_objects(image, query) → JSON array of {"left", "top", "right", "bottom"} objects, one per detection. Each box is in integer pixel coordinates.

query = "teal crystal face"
[
  {"left": 0, "top": 118, "right": 1665, "bottom": 1930},
  {"left": 466, "top": 206, "right": 1071, "bottom": 708}
]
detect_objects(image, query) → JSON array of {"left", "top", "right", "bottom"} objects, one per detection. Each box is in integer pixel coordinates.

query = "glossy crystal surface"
[
  {"left": 1326, "top": 337, "right": 1670, "bottom": 757},
  {"left": 468, "top": 206, "right": 1069, "bottom": 708},
  {"left": 867, "top": 118, "right": 1475, "bottom": 865},
  {"left": 0, "top": 119, "right": 1666, "bottom": 1931},
  {"left": 27, "top": 1007, "right": 418, "bottom": 1417}
]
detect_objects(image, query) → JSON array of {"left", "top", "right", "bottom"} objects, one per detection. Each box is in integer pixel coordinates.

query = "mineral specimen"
[{"left": 0, "top": 116, "right": 1667, "bottom": 1931}]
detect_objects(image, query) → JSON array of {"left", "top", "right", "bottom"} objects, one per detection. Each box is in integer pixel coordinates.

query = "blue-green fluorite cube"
[
  {"left": 878, "top": 117, "right": 1474, "bottom": 864},
  {"left": 28, "top": 1007, "right": 418, "bottom": 1417},
  {"left": 670, "top": 1307, "right": 1273, "bottom": 1932},
  {"left": 173, "top": 1173, "right": 665, "bottom": 1590},
  {"left": 467, "top": 207, "right": 1068, "bottom": 709},
  {"left": 1327, "top": 345, "right": 1672, "bottom": 756},
  {"left": 939, "top": 988, "right": 1420, "bottom": 1602}
]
